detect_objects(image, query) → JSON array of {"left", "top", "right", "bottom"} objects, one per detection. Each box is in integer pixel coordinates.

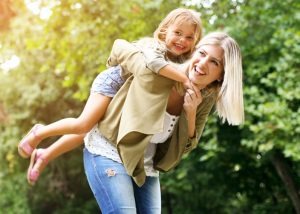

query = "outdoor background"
[{"left": 0, "top": 0, "right": 299, "bottom": 213}]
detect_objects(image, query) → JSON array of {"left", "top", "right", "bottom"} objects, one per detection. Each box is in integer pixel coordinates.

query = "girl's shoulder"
[{"left": 134, "top": 37, "right": 166, "bottom": 52}]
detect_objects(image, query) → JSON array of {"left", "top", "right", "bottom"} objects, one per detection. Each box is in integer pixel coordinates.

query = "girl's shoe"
[
  {"left": 18, "top": 124, "right": 43, "bottom": 158},
  {"left": 27, "top": 148, "right": 48, "bottom": 185}
]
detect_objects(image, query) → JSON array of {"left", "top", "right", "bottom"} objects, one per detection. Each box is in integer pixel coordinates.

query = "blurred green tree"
[
  {"left": 0, "top": 0, "right": 299, "bottom": 213},
  {"left": 161, "top": 0, "right": 300, "bottom": 213}
]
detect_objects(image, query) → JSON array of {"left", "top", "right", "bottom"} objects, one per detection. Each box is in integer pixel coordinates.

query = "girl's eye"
[
  {"left": 186, "top": 36, "right": 194, "bottom": 41},
  {"left": 174, "top": 31, "right": 181, "bottom": 36}
]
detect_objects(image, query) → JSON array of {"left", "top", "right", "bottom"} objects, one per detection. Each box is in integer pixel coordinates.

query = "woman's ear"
[{"left": 218, "top": 72, "right": 224, "bottom": 82}]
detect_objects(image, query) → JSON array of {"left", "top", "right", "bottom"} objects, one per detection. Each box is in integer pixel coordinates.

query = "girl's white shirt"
[{"left": 84, "top": 112, "right": 179, "bottom": 177}]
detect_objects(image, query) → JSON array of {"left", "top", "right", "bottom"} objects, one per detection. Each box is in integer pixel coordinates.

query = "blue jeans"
[{"left": 83, "top": 148, "right": 161, "bottom": 214}]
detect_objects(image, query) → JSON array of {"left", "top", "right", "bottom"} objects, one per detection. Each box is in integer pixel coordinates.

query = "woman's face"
[{"left": 188, "top": 44, "right": 224, "bottom": 89}]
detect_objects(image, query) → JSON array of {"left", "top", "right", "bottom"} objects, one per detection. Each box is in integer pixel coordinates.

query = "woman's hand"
[
  {"left": 183, "top": 88, "right": 202, "bottom": 138},
  {"left": 183, "top": 88, "right": 202, "bottom": 113}
]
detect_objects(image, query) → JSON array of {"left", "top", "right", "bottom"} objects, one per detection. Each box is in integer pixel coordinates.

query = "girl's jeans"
[{"left": 83, "top": 148, "right": 161, "bottom": 214}]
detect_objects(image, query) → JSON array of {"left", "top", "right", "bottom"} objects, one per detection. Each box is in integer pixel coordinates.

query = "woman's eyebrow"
[
  {"left": 212, "top": 57, "right": 223, "bottom": 65},
  {"left": 202, "top": 49, "right": 223, "bottom": 64}
]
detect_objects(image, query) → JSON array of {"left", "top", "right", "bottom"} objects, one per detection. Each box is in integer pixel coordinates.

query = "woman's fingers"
[
  {"left": 185, "top": 89, "right": 194, "bottom": 100},
  {"left": 185, "top": 88, "right": 203, "bottom": 106}
]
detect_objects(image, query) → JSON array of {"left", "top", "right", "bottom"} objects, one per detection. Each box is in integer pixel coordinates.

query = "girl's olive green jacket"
[{"left": 98, "top": 39, "right": 217, "bottom": 187}]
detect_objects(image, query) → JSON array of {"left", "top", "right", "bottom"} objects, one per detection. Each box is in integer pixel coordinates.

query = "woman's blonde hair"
[
  {"left": 153, "top": 8, "right": 202, "bottom": 60},
  {"left": 198, "top": 32, "right": 244, "bottom": 125}
]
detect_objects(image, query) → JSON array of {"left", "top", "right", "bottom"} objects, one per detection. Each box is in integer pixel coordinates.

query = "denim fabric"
[
  {"left": 83, "top": 148, "right": 161, "bottom": 214},
  {"left": 91, "top": 65, "right": 125, "bottom": 98}
]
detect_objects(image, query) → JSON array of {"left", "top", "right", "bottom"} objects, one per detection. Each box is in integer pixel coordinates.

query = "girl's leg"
[
  {"left": 18, "top": 93, "right": 111, "bottom": 158},
  {"left": 134, "top": 176, "right": 161, "bottom": 214},
  {"left": 83, "top": 148, "right": 137, "bottom": 214},
  {"left": 27, "top": 134, "right": 85, "bottom": 185}
]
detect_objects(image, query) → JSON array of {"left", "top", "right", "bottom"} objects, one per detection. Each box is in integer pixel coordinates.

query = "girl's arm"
[
  {"left": 107, "top": 39, "right": 191, "bottom": 88},
  {"left": 159, "top": 64, "right": 190, "bottom": 89},
  {"left": 137, "top": 38, "right": 191, "bottom": 86}
]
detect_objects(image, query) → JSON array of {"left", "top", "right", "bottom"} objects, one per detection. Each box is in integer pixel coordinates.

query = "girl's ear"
[{"left": 160, "top": 34, "right": 166, "bottom": 40}]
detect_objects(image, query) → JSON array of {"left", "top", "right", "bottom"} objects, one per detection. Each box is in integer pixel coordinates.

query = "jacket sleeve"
[
  {"left": 107, "top": 38, "right": 169, "bottom": 75},
  {"left": 136, "top": 38, "right": 169, "bottom": 74},
  {"left": 107, "top": 39, "right": 147, "bottom": 77},
  {"left": 183, "top": 93, "right": 217, "bottom": 153}
]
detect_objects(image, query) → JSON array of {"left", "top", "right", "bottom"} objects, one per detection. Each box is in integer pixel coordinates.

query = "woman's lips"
[{"left": 193, "top": 66, "right": 205, "bottom": 75}]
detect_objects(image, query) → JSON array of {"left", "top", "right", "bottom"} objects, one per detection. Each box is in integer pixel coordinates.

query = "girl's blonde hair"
[
  {"left": 153, "top": 8, "right": 202, "bottom": 60},
  {"left": 198, "top": 32, "right": 244, "bottom": 125}
]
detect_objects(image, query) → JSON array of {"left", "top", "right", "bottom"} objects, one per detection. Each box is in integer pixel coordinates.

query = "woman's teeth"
[{"left": 194, "top": 66, "right": 205, "bottom": 75}]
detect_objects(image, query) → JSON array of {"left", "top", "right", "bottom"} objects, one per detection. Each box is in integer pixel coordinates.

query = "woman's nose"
[{"left": 199, "top": 56, "right": 209, "bottom": 69}]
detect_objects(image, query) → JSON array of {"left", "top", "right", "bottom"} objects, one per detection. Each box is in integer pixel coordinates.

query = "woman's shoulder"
[{"left": 202, "top": 84, "right": 219, "bottom": 102}]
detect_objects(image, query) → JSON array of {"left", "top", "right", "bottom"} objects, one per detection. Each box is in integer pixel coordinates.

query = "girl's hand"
[
  {"left": 183, "top": 88, "right": 202, "bottom": 114},
  {"left": 183, "top": 79, "right": 192, "bottom": 90},
  {"left": 183, "top": 79, "right": 199, "bottom": 92}
]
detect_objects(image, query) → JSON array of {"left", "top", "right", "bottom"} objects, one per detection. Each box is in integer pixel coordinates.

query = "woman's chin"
[{"left": 189, "top": 75, "right": 200, "bottom": 84}]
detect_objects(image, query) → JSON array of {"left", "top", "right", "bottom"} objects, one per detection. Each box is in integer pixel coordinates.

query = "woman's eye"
[
  {"left": 212, "top": 60, "right": 219, "bottom": 66},
  {"left": 199, "top": 51, "right": 205, "bottom": 56}
]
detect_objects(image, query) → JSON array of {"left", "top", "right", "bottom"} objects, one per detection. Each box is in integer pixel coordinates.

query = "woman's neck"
[{"left": 166, "top": 87, "right": 184, "bottom": 116}]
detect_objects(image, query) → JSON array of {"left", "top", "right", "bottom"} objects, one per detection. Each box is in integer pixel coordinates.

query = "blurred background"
[{"left": 0, "top": 0, "right": 299, "bottom": 213}]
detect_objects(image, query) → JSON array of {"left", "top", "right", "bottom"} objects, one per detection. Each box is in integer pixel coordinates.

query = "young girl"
[{"left": 20, "top": 8, "right": 202, "bottom": 183}]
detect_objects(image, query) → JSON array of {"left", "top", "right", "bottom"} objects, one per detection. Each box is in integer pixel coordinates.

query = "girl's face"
[
  {"left": 188, "top": 44, "right": 224, "bottom": 89},
  {"left": 165, "top": 22, "right": 196, "bottom": 56}
]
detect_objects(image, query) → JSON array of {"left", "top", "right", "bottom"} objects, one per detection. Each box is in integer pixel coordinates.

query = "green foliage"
[
  {"left": 1, "top": 0, "right": 299, "bottom": 213},
  {"left": 161, "top": 0, "right": 300, "bottom": 213},
  {"left": 232, "top": 0, "right": 300, "bottom": 160}
]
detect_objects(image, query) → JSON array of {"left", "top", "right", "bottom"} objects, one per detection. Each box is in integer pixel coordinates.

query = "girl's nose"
[{"left": 179, "top": 36, "right": 187, "bottom": 43}]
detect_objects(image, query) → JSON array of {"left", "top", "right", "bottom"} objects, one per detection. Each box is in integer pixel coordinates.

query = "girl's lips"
[{"left": 174, "top": 43, "right": 185, "bottom": 51}]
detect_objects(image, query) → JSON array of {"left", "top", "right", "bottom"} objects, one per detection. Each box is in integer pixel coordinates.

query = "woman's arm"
[
  {"left": 183, "top": 91, "right": 217, "bottom": 153},
  {"left": 153, "top": 90, "right": 217, "bottom": 172},
  {"left": 183, "top": 88, "right": 203, "bottom": 138}
]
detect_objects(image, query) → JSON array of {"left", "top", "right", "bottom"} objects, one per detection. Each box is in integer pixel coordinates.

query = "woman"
[
  {"left": 29, "top": 32, "right": 244, "bottom": 213},
  {"left": 85, "top": 31, "right": 244, "bottom": 213}
]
